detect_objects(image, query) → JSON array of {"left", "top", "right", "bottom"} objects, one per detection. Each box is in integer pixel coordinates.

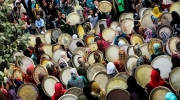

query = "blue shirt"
[
  {"left": 35, "top": 18, "right": 44, "bottom": 28},
  {"left": 114, "top": 33, "right": 127, "bottom": 45},
  {"left": 88, "top": 15, "right": 98, "bottom": 28}
]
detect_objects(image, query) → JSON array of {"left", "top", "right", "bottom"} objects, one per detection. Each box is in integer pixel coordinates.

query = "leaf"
[{"left": 4, "top": 54, "right": 10, "bottom": 58}]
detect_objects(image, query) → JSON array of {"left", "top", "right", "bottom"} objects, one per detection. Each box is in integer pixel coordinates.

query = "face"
[
  {"left": 5, "top": 84, "right": 9, "bottom": 90},
  {"left": 36, "top": 15, "right": 40, "bottom": 20},
  {"left": 49, "top": 5, "right": 52, "bottom": 9},
  {"left": 61, "top": 14, "right": 66, "bottom": 18},
  {"left": 16, "top": 3, "right": 21, "bottom": 8},
  {"left": 89, "top": 10, "right": 93, "bottom": 15},
  {"left": 119, "top": 48, "right": 125, "bottom": 55}
]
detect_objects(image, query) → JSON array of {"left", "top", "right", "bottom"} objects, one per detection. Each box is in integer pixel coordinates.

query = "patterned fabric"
[
  {"left": 144, "top": 28, "right": 152, "bottom": 43},
  {"left": 68, "top": 76, "right": 87, "bottom": 89}
]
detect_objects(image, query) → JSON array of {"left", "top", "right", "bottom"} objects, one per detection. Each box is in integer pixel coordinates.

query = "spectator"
[{"left": 35, "top": 15, "right": 45, "bottom": 33}]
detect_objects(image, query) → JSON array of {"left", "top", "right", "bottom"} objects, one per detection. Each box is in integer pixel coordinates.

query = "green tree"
[{"left": 0, "top": 0, "right": 30, "bottom": 71}]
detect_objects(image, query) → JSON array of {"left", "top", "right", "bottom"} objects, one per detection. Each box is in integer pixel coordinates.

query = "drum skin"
[
  {"left": 17, "top": 83, "right": 39, "bottom": 100},
  {"left": 66, "top": 12, "right": 80, "bottom": 25},
  {"left": 86, "top": 50, "right": 103, "bottom": 65},
  {"left": 106, "top": 89, "right": 130, "bottom": 100},
  {"left": 98, "top": 1, "right": 112, "bottom": 13},
  {"left": 149, "top": 86, "right": 171, "bottom": 100},
  {"left": 58, "top": 94, "right": 77, "bottom": 100},
  {"left": 169, "top": 67, "right": 180, "bottom": 92},
  {"left": 60, "top": 67, "right": 71, "bottom": 85},
  {"left": 65, "top": 87, "right": 83, "bottom": 97},
  {"left": 105, "top": 45, "right": 119, "bottom": 62},
  {"left": 42, "top": 76, "right": 59, "bottom": 97},
  {"left": 125, "top": 55, "right": 138, "bottom": 75}
]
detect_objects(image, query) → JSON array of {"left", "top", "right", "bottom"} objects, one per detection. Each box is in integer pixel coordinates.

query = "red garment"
[
  {"left": 114, "top": 60, "right": 125, "bottom": 72},
  {"left": 106, "top": 17, "right": 112, "bottom": 27},
  {"left": 149, "top": 69, "right": 165, "bottom": 88},
  {"left": 25, "top": 64, "right": 36, "bottom": 85},
  {"left": 52, "top": 82, "right": 66, "bottom": 100},
  {"left": 0, "top": 87, "right": 9, "bottom": 100}
]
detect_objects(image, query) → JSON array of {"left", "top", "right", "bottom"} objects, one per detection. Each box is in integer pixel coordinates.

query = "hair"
[
  {"left": 23, "top": 49, "right": 31, "bottom": 57},
  {"left": 99, "top": 24, "right": 105, "bottom": 33},
  {"left": 35, "top": 37, "right": 42, "bottom": 47},
  {"left": 154, "top": 68, "right": 160, "bottom": 74},
  {"left": 38, "top": 73, "right": 45, "bottom": 83},
  {"left": 60, "top": 45, "right": 65, "bottom": 50},
  {"left": 76, "top": 41, "right": 84, "bottom": 47},
  {"left": 40, "top": 26, "right": 45, "bottom": 30}
]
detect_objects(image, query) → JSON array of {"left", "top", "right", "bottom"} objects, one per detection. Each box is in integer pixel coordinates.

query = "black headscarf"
[
  {"left": 83, "top": 86, "right": 98, "bottom": 100},
  {"left": 170, "top": 11, "right": 180, "bottom": 27},
  {"left": 127, "top": 76, "right": 146, "bottom": 99}
]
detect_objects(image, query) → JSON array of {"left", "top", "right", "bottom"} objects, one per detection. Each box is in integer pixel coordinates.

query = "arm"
[
  {"left": 41, "top": 19, "right": 45, "bottom": 27},
  {"left": 82, "top": 76, "right": 88, "bottom": 86}
]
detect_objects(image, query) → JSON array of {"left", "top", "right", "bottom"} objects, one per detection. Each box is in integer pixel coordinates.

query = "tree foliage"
[{"left": 0, "top": 0, "right": 30, "bottom": 71}]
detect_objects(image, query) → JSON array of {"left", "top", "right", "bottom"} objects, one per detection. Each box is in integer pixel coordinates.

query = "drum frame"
[
  {"left": 105, "top": 45, "right": 120, "bottom": 62},
  {"left": 157, "top": 25, "right": 173, "bottom": 40},
  {"left": 98, "top": 1, "right": 112, "bottom": 13},
  {"left": 51, "top": 29, "right": 62, "bottom": 43},
  {"left": 106, "top": 88, "right": 130, "bottom": 100},
  {"left": 60, "top": 67, "right": 72, "bottom": 85},
  {"left": 65, "top": 87, "right": 83, "bottom": 97},
  {"left": 33, "top": 65, "right": 48, "bottom": 84},
  {"left": 86, "top": 50, "right": 104, "bottom": 65},
  {"left": 58, "top": 33, "right": 72, "bottom": 47},
  {"left": 130, "top": 34, "right": 145, "bottom": 45},
  {"left": 169, "top": 67, "right": 180, "bottom": 92},
  {"left": 125, "top": 55, "right": 138, "bottom": 75}
]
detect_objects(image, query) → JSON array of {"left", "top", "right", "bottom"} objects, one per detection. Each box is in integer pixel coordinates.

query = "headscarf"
[
  {"left": 31, "top": 0, "right": 36, "bottom": 9},
  {"left": 118, "top": 48, "right": 128, "bottom": 64},
  {"left": 170, "top": 11, "right": 180, "bottom": 27},
  {"left": 93, "top": 52, "right": 101, "bottom": 62},
  {"left": 74, "top": 1, "right": 83, "bottom": 12},
  {"left": 153, "top": 7, "right": 161, "bottom": 19},
  {"left": 70, "top": 68, "right": 79, "bottom": 80},
  {"left": 153, "top": 43, "right": 162, "bottom": 55},
  {"left": 72, "top": 34, "right": 78, "bottom": 39},
  {"left": 52, "top": 82, "right": 66, "bottom": 100},
  {"left": 107, "top": 62, "right": 116, "bottom": 74},
  {"left": 83, "top": 86, "right": 97, "bottom": 100},
  {"left": 149, "top": 69, "right": 165, "bottom": 88},
  {"left": 26, "top": 64, "right": 35, "bottom": 76},
  {"left": 118, "top": 41, "right": 125, "bottom": 47},
  {"left": 114, "top": 60, "right": 125, "bottom": 72},
  {"left": 151, "top": 15, "right": 158, "bottom": 24},
  {"left": 165, "top": 92, "right": 178, "bottom": 100},
  {"left": 115, "top": 27, "right": 121, "bottom": 35},
  {"left": 97, "top": 40, "right": 105, "bottom": 52},
  {"left": 91, "top": 82, "right": 105, "bottom": 100}
]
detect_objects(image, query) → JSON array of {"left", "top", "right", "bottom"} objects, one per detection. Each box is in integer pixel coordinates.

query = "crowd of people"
[{"left": 0, "top": 0, "right": 180, "bottom": 99}]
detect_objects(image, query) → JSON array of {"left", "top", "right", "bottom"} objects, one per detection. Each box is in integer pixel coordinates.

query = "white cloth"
[
  {"left": 107, "top": 62, "right": 116, "bottom": 74},
  {"left": 72, "top": 34, "right": 78, "bottom": 39},
  {"left": 118, "top": 41, "right": 125, "bottom": 47},
  {"left": 70, "top": 68, "right": 79, "bottom": 76},
  {"left": 162, "top": 0, "right": 171, "bottom": 5},
  {"left": 15, "top": 0, "right": 24, "bottom": 7}
]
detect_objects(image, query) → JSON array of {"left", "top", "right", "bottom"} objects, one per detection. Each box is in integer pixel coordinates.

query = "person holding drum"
[
  {"left": 35, "top": 37, "right": 45, "bottom": 64},
  {"left": 60, "top": 51, "right": 73, "bottom": 67},
  {"left": 88, "top": 9, "right": 98, "bottom": 28},
  {"left": 24, "top": 64, "right": 36, "bottom": 85},
  {"left": 146, "top": 69, "right": 173, "bottom": 95},
  {"left": 171, "top": 40, "right": 180, "bottom": 70},
  {"left": 77, "top": 57, "right": 89, "bottom": 78},
  {"left": 150, "top": 43, "right": 166, "bottom": 62},
  {"left": 90, "top": 81, "right": 106, "bottom": 100},
  {"left": 107, "top": 62, "right": 118, "bottom": 78},
  {"left": 52, "top": 82, "right": 66, "bottom": 100},
  {"left": 170, "top": 11, "right": 180, "bottom": 37},
  {"left": 67, "top": 68, "right": 88, "bottom": 89},
  {"left": 131, "top": 43, "right": 150, "bottom": 76},
  {"left": 93, "top": 52, "right": 106, "bottom": 66},
  {"left": 114, "top": 27, "right": 130, "bottom": 45}
]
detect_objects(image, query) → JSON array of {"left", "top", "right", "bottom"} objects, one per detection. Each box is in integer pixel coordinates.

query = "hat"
[{"left": 175, "top": 40, "right": 180, "bottom": 54}]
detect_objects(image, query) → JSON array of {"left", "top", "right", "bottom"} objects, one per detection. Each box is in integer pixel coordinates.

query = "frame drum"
[
  {"left": 115, "top": 72, "right": 130, "bottom": 82},
  {"left": 98, "top": 1, "right": 112, "bottom": 13},
  {"left": 65, "top": 87, "right": 83, "bottom": 97},
  {"left": 92, "top": 71, "right": 110, "bottom": 89},
  {"left": 141, "top": 14, "right": 154, "bottom": 29},
  {"left": 120, "top": 44, "right": 130, "bottom": 54},
  {"left": 135, "top": 64, "right": 153, "bottom": 88},
  {"left": 102, "top": 28, "right": 116, "bottom": 43},
  {"left": 58, "top": 33, "right": 72, "bottom": 47},
  {"left": 77, "top": 25, "right": 85, "bottom": 39},
  {"left": 68, "top": 38, "right": 85, "bottom": 53},
  {"left": 106, "top": 89, "right": 130, "bottom": 100},
  {"left": 36, "top": 34, "right": 46, "bottom": 44},
  {"left": 151, "top": 55, "right": 172, "bottom": 78},
  {"left": 169, "top": 67, "right": 180, "bottom": 92},
  {"left": 110, "top": 21, "right": 120, "bottom": 30},
  {"left": 130, "top": 34, "right": 145, "bottom": 45},
  {"left": 51, "top": 29, "right": 62, "bottom": 43},
  {"left": 87, "top": 63, "right": 106, "bottom": 81},
  {"left": 157, "top": 25, "right": 173, "bottom": 42},
  {"left": 12, "top": 69, "right": 23, "bottom": 83},
  {"left": 140, "top": 44, "right": 151, "bottom": 59},
  {"left": 160, "top": 12, "right": 172, "bottom": 25},
  {"left": 149, "top": 86, "right": 171, "bottom": 100},
  {"left": 125, "top": 55, "right": 138, "bottom": 75},
  {"left": 8, "top": 63, "right": 18, "bottom": 76},
  {"left": 85, "top": 35, "right": 95, "bottom": 45},
  {"left": 20, "top": 56, "right": 35, "bottom": 74},
  {"left": 42, "top": 76, "right": 59, "bottom": 97},
  {"left": 105, "top": 45, "right": 120, "bottom": 62},
  {"left": 170, "top": 2, "right": 180, "bottom": 16},
  {"left": 60, "top": 67, "right": 71, "bottom": 85},
  {"left": 120, "top": 18, "right": 134, "bottom": 34},
  {"left": 40, "top": 59, "right": 51, "bottom": 67},
  {"left": 119, "top": 13, "right": 134, "bottom": 21},
  {"left": 44, "top": 30, "right": 52, "bottom": 44},
  {"left": 17, "top": 83, "right": 39, "bottom": 100},
  {"left": 87, "top": 42, "right": 98, "bottom": 51},
  {"left": 58, "top": 94, "right": 77, "bottom": 100},
  {"left": 127, "top": 45, "right": 135, "bottom": 56},
  {"left": 28, "top": 35, "right": 36, "bottom": 47},
  {"left": 95, "top": 19, "right": 107, "bottom": 35},
  {"left": 86, "top": 50, "right": 103, "bottom": 65},
  {"left": 52, "top": 44, "right": 61, "bottom": 52},
  {"left": 139, "top": 8, "right": 147, "bottom": 19},
  {"left": 168, "top": 37, "right": 179, "bottom": 54},
  {"left": 40, "top": 54, "right": 50, "bottom": 61},
  {"left": 73, "top": 47, "right": 86, "bottom": 57},
  {"left": 42, "top": 44, "right": 53, "bottom": 58},
  {"left": 105, "top": 77, "right": 128, "bottom": 94},
  {"left": 143, "top": 8, "right": 153, "bottom": 15},
  {"left": 118, "top": 37, "right": 129, "bottom": 45},
  {"left": 52, "top": 49, "right": 64, "bottom": 64},
  {"left": 72, "top": 54, "right": 82, "bottom": 68},
  {"left": 13, "top": 51, "right": 24, "bottom": 60},
  {"left": 66, "top": 12, "right": 80, "bottom": 25},
  {"left": 33, "top": 65, "right": 48, "bottom": 84},
  {"left": 83, "top": 22, "right": 93, "bottom": 34},
  {"left": 148, "top": 38, "right": 162, "bottom": 55}
]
